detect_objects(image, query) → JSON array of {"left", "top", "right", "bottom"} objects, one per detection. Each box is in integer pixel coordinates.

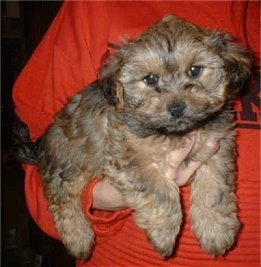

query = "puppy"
[{"left": 17, "top": 15, "right": 252, "bottom": 260}]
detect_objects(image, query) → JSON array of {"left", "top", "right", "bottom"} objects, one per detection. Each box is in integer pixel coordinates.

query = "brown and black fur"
[{"left": 17, "top": 15, "right": 252, "bottom": 260}]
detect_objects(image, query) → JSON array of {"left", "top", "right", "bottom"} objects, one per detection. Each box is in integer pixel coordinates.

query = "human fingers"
[
  {"left": 165, "top": 134, "right": 197, "bottom": 181},
  {"left": 175, "top": 137, "right": 220, "bottom": 186}
]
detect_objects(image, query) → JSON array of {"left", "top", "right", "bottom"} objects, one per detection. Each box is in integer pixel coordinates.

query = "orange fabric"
[{"left": 13, "top": 1, "right": 260, "bottom": 266}]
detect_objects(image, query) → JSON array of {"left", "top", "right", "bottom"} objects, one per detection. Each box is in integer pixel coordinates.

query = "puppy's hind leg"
[
  {"left": 190, "top": 140, "right": 240, "bottom": 256},
  {"left": 135, "top": 182, "right": 182, "bottom": 257},
  {"left": 44, "top": 174, "right": 94, "bottom": 260},
  {"left": 111, "top": 173, "right": 182, "bottom": 258}
]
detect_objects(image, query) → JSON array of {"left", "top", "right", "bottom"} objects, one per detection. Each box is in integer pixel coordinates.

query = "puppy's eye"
[
  {"left": 143, "top": 75, "right": 158, "bottom": 86},
  {"left": 187, "top": 66, "right": 203, "bottom": 77}
]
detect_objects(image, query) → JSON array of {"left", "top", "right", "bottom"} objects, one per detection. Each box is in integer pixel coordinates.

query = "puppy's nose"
[{"left": 167, "top": 102, "right": 186, "bottom": 117}]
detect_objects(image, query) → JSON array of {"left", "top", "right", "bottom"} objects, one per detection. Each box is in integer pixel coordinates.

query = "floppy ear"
[
  {"left": 99, "top": 76, "right": 124, "bottom": 111},
  {"left": 204, "top": 31, "right": 252, "bottom": 95},
  {"left": 98, "top": 52, "right": 125, "bottom": 111}
]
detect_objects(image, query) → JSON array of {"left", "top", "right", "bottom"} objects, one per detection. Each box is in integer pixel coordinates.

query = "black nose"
[{"left": 167, "top": 102, "right": 186, "bottom": 117}]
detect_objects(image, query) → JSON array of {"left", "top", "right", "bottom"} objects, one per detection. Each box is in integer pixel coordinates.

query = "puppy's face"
[{"left": 100, "top": 15, "right": 252, "bottom": 135}]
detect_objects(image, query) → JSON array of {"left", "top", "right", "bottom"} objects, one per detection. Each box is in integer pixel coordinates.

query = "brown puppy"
[{"left": 35, "top": 15, "right": 252, "bottom": 259}]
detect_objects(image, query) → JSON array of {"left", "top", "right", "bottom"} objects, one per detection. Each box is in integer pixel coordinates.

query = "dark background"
[{"left": 2, "top": 1, "right": 75, "bottom": 266}]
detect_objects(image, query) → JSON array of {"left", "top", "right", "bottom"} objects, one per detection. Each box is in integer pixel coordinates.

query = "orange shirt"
[{"left": 13, "top": 1, "right": 260, "bottom": 266}]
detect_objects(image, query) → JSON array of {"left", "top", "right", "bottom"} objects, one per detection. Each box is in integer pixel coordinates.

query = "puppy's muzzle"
[{"left": 167, "top": 102, "right": 186, "bottom": 117}]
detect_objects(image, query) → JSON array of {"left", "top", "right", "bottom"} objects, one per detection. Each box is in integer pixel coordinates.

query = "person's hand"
[
  {"left": 92, "top": 134, "right": 219, "bottom": 211},
  {"left": 165, "top": 133, "right": 219, "bottom": 186}
]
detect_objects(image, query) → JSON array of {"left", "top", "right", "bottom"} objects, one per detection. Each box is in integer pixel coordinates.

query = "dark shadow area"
[{"left": 2, "top": 2, "right": 75, "bottom": 266}]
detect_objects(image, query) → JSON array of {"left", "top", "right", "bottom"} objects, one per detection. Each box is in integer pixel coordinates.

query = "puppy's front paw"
[
  {"left": 192, "top": 212, "right": 240, "bottom": 256},
  {"left": 136, "top": 205, "right": 182, "bottom": 258},
  {"left": 147, "top": 224, "right": 180, "bottom": 257}
]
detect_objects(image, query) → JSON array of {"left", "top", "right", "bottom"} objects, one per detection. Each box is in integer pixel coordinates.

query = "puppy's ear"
[
  {"left": 204, "top": 31, "right": 252, "bottom": 95},
  {"left": 98, "top": 54, "right": 125, "bottom": 111},
  {"left": 100, "top": 77, "right": 124, "bottom": 111}
]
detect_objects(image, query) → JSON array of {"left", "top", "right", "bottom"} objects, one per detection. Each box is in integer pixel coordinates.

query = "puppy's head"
[{"left": 99, "top": 15, "right": 252, "bottom": 135}]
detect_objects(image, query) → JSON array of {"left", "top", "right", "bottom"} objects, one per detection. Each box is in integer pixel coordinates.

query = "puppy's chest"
[
  {"left": 124, "top": 133, "right": 209, "bottom": 174},
  {"left": 125, "top": 135, "right": 187, "bottom": 171}
]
